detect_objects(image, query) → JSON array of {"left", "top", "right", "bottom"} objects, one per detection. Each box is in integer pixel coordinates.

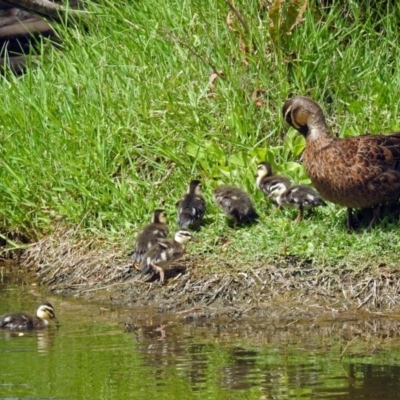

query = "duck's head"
[
  {"left": 174, "top": 229, "right": 198, "bottom": 244},
  {"left": 152, "top": 209, "right": 168, "bottom": 225},
  {"left": 256, "top": 162, "right": 274, "bottom": 179},
  {"left": 282, "top": 96, "right": 327, "bottom": 137},
  {"left": 36, "top": 303, "right": 59, "bottom": 324},
  {"left": 188, "top": 180, "right": 203, "bottom": 196}
]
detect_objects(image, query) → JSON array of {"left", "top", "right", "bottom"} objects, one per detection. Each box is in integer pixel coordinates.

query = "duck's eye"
[{"left": 284, "top": 106, "right": 293, "bottom": 124}]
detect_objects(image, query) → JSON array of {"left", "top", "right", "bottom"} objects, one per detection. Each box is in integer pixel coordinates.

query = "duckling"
[
  {"left": 283, "top": 96, "right": 400, "bottom": 230},
  {"left": 130, "top": 209, "right": 169, "bottom": 264},
  {"left": 140, "top": 229, "right": 197, "bottom": 284},
  {"left": 0, "top": 303, "right": 59, "bottom": 330},
  {"left": 176, "top": 180, "right": 206, "bottom": 229},
  {"left": 213, "top": 185, "right": 258, "bottom": 226},
  {"left": 268, "top": 180, "right": 326, "bottom": 221},
  {"left": 256, "top": 162, "right": 292, "bottom": 205}
]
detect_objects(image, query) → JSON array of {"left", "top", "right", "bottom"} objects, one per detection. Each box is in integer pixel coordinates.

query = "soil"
[{"left": 13, "top": 230, "right": 400, "bottom": 322}]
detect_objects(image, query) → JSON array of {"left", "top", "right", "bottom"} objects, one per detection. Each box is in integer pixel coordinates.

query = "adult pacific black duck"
[
  {"left": 0, "top": 303, "right": 59, "bottom": 330},
  {"left": 176, "top": 180, "right": 206, "bottom": 229},
  {"left": 140, "top": 229, "right": 197, "bottom": 284},
  {"left": 130, "top": 209, "right": 169, "bottom": 264},
  {"left": 256, "top": 162, "right": 292, "bottom": 204},
  {"left": 213, "top": 185, "right": 258, "bottom": 226},
  {"left": 267, "top": 180, "right": 326, "bottom": 221},
  {"left": 283, "top": 96, "right": 400, "bottom": 230}
]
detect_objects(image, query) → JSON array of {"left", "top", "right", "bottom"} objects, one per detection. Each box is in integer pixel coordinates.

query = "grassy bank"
[{"left": 2, "top": 0, "right": 400, "bottom": 272}]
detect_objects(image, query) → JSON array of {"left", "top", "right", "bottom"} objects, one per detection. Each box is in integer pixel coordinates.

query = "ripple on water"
[{"left": 2, "top": 280, "right": 400, "bottom": 399}]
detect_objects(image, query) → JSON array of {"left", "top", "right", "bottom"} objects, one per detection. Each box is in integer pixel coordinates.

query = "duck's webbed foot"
[{"left": 151, "top": 263, "right": 165, "bottom": 284}]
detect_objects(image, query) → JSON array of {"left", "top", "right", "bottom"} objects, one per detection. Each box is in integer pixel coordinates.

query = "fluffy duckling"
[
  {"left": 256, "top": 162, "right": 292, "bottom": 204},
  {"left": 0, "top": 303, "right": 59, "bottom": 330},
  {"left": 176, "top": 180, "right": 206, "bottom": 229},
  {"left": 283, "top": 96, "right": 400, "bottom": 230},
  {"left": 268, "top": 180, "right": 326, "bottom": 221},
  {"left": 130, "top": 209, "right": 169, "bottom": 264},
  {"left": 213, "top": 185, "right": 258, "bottom": 226},
  {"left": 140, "top": 229, "right": 197, "bottom": 284}
]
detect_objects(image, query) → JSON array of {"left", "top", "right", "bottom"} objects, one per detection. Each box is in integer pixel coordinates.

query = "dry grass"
[{"left": 21, "top": 229, "right": 400, "bottom": 319}]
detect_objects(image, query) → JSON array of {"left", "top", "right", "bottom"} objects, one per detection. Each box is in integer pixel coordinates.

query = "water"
[{"left": 1, "top": 275, "right": 400, "bottom": 399}]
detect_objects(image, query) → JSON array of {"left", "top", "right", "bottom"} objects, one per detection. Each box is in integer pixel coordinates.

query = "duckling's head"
[
  {"left": 188, "top": 180, "right": 203, "bottom": 196},
  {"left": 36, "top": 303, "right": 59, "bottom": 323},
  {"left": 256, "top": 162, "right": 273, "bottom": 179},
  {"left": 268, "top": 181, "right": 289, "bottom": 201},
  {"left": 152, "top": 209, "right": 168, "bottom": 225},
  {"left": 283, "top": 96, "right": 327, "bottom": 137},
  {"left": 174, "top": 229, "right": 198, "bottom": 244}
]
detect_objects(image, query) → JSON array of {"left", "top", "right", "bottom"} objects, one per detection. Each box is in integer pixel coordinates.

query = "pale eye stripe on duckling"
[
  {"left": 0, "top": 303, "right": 58, "bottom": 330},
  {"left": 41, "top": 306, "right": 54, "bottom": 314},
  {"left": 140, "top": 229, "right": 197, "bottom": 284}
]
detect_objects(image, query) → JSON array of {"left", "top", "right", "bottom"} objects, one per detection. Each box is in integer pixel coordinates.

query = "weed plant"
[{"left": 1, "top": 0, "right": 400, "bottom": 270}]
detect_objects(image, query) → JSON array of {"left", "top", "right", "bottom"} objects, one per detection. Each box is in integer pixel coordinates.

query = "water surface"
[{"left": 1, "top": 274, "right": 400, "bottom": 399}]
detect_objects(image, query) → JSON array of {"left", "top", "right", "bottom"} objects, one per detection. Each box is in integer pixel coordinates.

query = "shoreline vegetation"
[
  {"left": 21, "top": 232, "right": 400, "bottom": 319},
  {"left": 2, "top": 0, "right": 400, "bottom": 317}
]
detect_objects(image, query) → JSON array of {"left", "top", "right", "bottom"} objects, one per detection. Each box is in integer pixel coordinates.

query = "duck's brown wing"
[
  {"left": 305, "top": 133, "right": 400, "bottom": 207},
  {"left": 351, "top": 134, "right": 400, "bottom": 190}
]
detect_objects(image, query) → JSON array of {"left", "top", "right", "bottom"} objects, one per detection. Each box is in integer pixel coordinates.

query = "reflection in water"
[
  {"left": 220, "top": 348, "right": 259, "bottom": 391},
  {"left": 3, "top": 279, "right": 400, "bottom": 399},
  {"left": 125, "top": 314, "right": 400, "bottom": 398},
  {"left": 0, "top": 327, "right": 58, "bottom": 353},
  {"left": 36, "top": 329, "right": 57, "bottom": 353}
]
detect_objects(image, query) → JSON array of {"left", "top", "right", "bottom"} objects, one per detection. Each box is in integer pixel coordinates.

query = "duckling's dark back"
[
  {"left": 130, "top": 210, "right": 169, "bottom": 263},
  {"left": 213, "top": 185, "right": 258, "bottom": 224},
  {"left": 284, "top": 185, "right": 327, "bottom": 209},
  {"left": 0, "top": 311, "right": 34, "bottom": 329},
  {"left": 176, "top": 180, "right": 206, "bottom": 229}
]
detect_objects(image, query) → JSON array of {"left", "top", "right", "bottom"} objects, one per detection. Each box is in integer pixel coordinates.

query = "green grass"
[{"left": 1, "top": 0, "right": 400, "bottom": 269}]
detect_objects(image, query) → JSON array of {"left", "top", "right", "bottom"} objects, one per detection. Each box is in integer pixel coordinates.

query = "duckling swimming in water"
[
  {"left": 140, "top": 229, "right": 197, "bottom": 284},
  {"left": 268, "top": 180, "right": 326, "bottom": 221},
  {"left": 130, "top": 209, "right": 169, "bottom": 264},
  {"left": 213, "top": 185, "right": 258, "bottom": 226},
  {"left": 176, "top": 180, "right": 206, "bottom": 229},
  {"left": 0, "top": 303, "right": 59, "bottom": 330}
]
